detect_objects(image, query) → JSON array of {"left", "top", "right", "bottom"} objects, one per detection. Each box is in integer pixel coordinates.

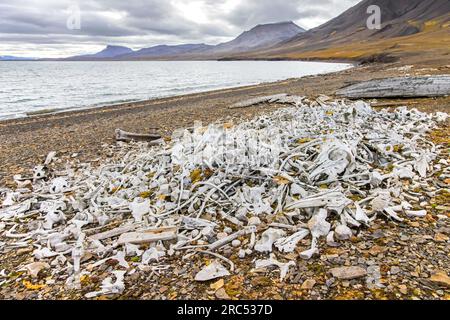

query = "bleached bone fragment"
[
  {"left": 142, "top": 247, "right": 166, "bottom": 264},
  {"left": 414, "top": 155, "right": 429, "bottom": 178},
  {"left": 33, "top": 165, "right": 46, "bottom": 180},
  {"left": 274, "top": 229, "right": 309, "bottom": 253},
  {"left": 248, "top": 216, "right": 261, "bottom": 226},
  {"left": 195, "top": 261, "right": 230, "bottom": 282},
  {"left": 335, "top": 225, "right": 353, "bottom": 241},
  {"left": 111, "top": 251, "right": 129, "bottom": 269},
  {"left": 308, "top": 209, "right": 331, "bottom": 239},
  {"left": 392, "top": 166, "right": 414, "bottom": 180},
  {"left": 371, "top": 192, "right": 391, "bottom": 212},
  {"left": 384, "top": 208, "right": 404, "bottom": 222},
  {"left": 13, "top": 175, "right": 32, "bottom": 189},
  {"left": 125, "top": 243, "right": 143, "bottom": 257},
  {"left": 286, "top": 191, "right": 351, "bottom": 214},
  {"left": 231, "top": 240, "right": 241, "bottom": 248},
  {"left": 209, "top": 226, "right": 256, "bottom": 251},
  {"left": 435, "top": 112, "right": 448, "bottom": 122},
  {"left": 406, "top": 210, "right": 427, "bottom": 218},
  {"left": 129, "top": 198, "right": 150, "bottom": 222},
  {"left": 117, "top": 227, "right": 178, "bottom": 245},
  {"left": 24, "top": 262, "right": 50, "bottom": 278},
  {"left": 44, "top": 151, "right": 57, "bottom": 165},
  {"left": 0, "top": 199, "right": 33, "bottom": 219},
  {"left": 34, "top": 247, "right": 58, "bottom": 260},
  {"left": 326, "top": 231, "right": 340, "bottom": 247},
  {"left": 182, "top": 216, "right": 217, "bottom": 230},
  {"left": 254, "top": 228, "right": 286, "bottom": 253},
  {"left": 201, "top": 226, "right": 215, "bottom": 238},
  {"left": 115, "top": 129, "right": 161, "bottom": 143},
  {"left": 370, "top": 171, "right": 384, "bottom": 187},
  {"left": 299, "top": 247, "right": 319, "bottom": 260},
  {"left": 43, "top": 210, "right": 65, "bottom": 230},
  {"left": 308, "top": 140, "right": 356, "bottom": 184},
  {"left": 89, "top": 224, "right": 141, "bottom": 241},
  {"left": 49, "top": 177, "right": 69, "bottom": 194},
  {"left": 1, "top": 192, "right": 19, "bottom": 207},
  {"left": 255, "top": 254, "right": 296, "bottom": 281},
  {"left": 86, "top": 271, "right": 127, "bottom": 298},
  {"left": 354, "top": 203, "right": 371, "bottom": 225}
]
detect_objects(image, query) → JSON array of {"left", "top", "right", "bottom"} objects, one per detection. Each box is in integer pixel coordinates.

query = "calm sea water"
[{"left": 0, "top": 61, "right": 352, "bottom": 120}]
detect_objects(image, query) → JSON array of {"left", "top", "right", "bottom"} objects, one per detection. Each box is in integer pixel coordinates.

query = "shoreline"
[{"left": 0, "top": 59, "right": 355, "bottom": 123}]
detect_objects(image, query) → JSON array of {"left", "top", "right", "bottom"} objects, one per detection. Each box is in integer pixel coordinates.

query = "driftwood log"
[
  {"left": 336, "top": 75, "right": 450, "bottom": 99},
  {"left": 229, "top": 94, "right": 288, "bottom": 109},
  {"left": 115, "top": 129, "right": 161, "bottom": 143}
]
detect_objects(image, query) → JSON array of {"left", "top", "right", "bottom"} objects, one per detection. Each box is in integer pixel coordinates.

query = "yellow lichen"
[{"left": 23, "top": 280, "right": 46, "bottom": 290}]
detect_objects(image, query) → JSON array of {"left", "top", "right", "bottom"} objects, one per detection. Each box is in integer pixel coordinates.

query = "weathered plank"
[{"left": 336, "top": 75, "right": 450, "bottom": 98}]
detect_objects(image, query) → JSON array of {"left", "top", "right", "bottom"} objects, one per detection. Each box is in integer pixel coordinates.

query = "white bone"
[
  {"left": 129, "top": 198, "right": 150, "bottom": 222},
  {"left": 274, "top": 229, "right": 309, "bottom": 253},
  {"left": 406, "top": 210, "right": 427, "bottom": 218},
  {"left": 254, "top": 228, "right": 286, "bottom": 253},
  {"left": 255, "top": 254, "right": 295, "bottom": 281},
  {"left": 142, "top": 247, "right": 166, "bottom": 264},
  {"left": 49, "top": 177, "right": 69, "bottom": 194},
  {"left": 195, "top": 261, "right": 230, "bottom": 282}
]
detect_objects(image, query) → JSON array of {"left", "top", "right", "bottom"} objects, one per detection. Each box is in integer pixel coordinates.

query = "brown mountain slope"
[{"left": 229, "top": 0, "right": 450, "bottom": 62}]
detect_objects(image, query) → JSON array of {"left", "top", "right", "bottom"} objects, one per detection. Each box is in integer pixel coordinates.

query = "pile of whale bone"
[{"left": 0, "top": 95, "right": 448, "bottom": 296}]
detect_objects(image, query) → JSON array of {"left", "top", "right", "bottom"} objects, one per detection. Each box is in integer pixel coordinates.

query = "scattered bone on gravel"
[{"left": 0, "top": 95, "right": 448, "bottom": 298}]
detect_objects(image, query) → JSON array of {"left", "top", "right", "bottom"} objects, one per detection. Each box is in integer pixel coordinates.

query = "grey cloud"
[{"left": 0, "top": 0, "right": 360, "bottom": 57}]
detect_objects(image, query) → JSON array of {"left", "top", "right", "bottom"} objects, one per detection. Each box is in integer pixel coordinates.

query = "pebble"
[
  {"left": 215, "top": 288, "right": 230, "bottom": 300},
  {"left": 301, "top": 279, "right": 316, "bottom": 290},
  {"left": 398, "top": 284, "right": 408, "bottom": 295},
  {"left": 217, "top": 232, "right": 228, "bottom": 240},
  {"left": 231, "top": 240, "right": 241, "bottom": 248},
  {"left": 191, "top": 230, "right": 200, "bottom": 237},
  {"left": 335, "top": 225, "right": 353, "bottom": 241},
  {"left": 248, "top": 217, "right": 261, "bottom": 226},
  {"left": 430, "top": 271, "right": 450, "bottom": 288},
  {"left": 390, "top": 266, "right": 401, "bottom": 275},
  {"left": 330, "top": 266, "right": 367, "bottom": 280},
  {"left": 223, "top": 227, "right": 233, "bottom": 234}
]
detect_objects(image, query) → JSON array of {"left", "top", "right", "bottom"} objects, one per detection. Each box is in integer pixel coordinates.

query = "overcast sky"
[{"left": 0, "top": 0, "right": 360, "bottom": 58}]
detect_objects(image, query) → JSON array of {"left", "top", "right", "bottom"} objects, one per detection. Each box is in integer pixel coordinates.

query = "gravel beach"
[{"left": 0, "top": 57, "right": 449, "bottom": 300}]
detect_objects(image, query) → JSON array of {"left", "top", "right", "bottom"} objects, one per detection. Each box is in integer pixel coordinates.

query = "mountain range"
[
  {"left": 237, "top": 0, "right": 450, "bottom": 62},
  {"left": 4, "top": 0, "right": 450, "bottom": 63},
  {"left": 0, "top": 55, "right": 36, "bottom": 61},
  {"left": 63, "top": 21, "right": 305, "bottom": 61}
]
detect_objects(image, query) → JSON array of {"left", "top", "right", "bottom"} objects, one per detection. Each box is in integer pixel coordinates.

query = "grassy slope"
[{"left": 243, "top": 16, "right": 450, "bottom": 63}]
